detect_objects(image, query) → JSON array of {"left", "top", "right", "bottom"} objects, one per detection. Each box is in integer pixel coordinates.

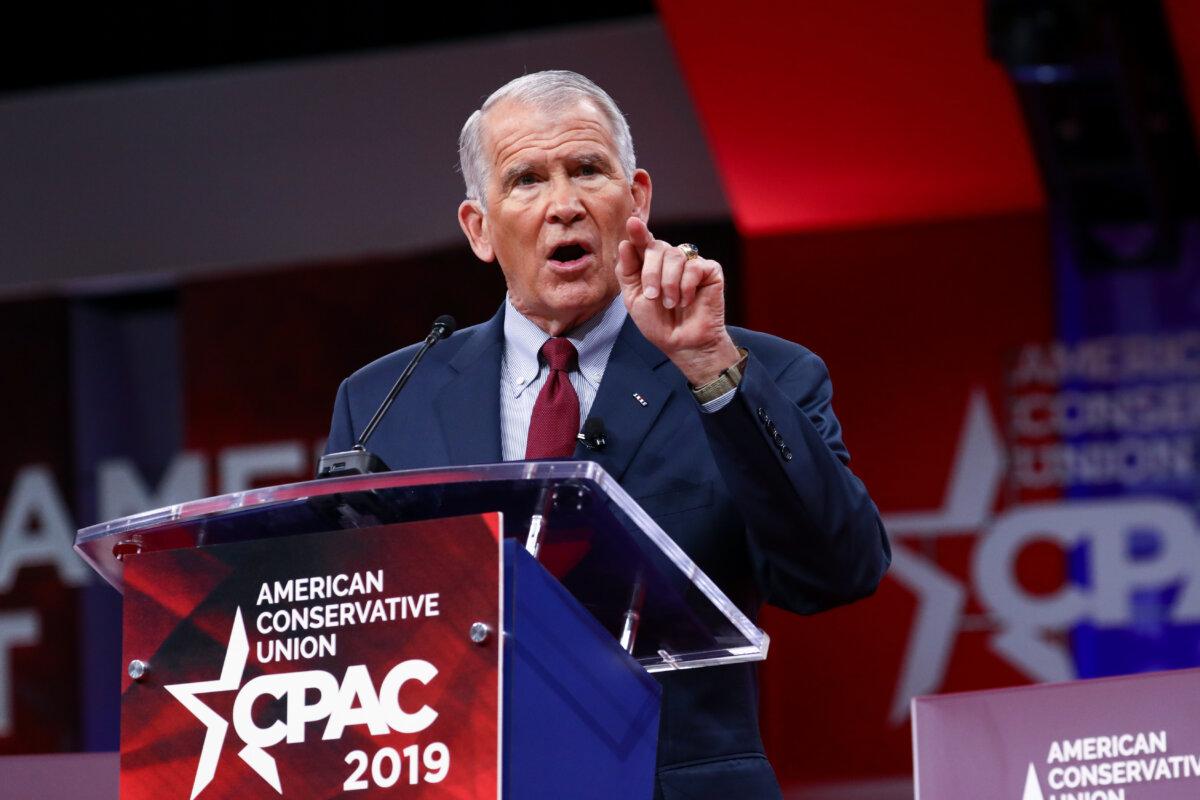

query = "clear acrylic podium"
[{"left": 76, "top": 462, "right": 768, "bottom": 799}]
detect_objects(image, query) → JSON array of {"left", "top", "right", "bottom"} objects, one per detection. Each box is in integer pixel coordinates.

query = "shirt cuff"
[{"left": 699, "top": 386, "right": 737, "bottom": 413}]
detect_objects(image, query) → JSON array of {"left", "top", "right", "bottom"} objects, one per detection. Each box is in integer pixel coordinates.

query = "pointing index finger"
[
  {"left": 626, "top": 216, "right": 655, "bottom": 256},
  {"left": 616, "top": 239, "right": 641, "bottom": 288}
]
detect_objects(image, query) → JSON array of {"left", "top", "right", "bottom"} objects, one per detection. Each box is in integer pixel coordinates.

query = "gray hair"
[{"left": 458, "top": 70, "right": 637, "bottom": 207}]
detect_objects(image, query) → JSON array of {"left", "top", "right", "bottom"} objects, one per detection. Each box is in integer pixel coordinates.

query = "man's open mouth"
[{"left": 549, "top": 243, "right": 591, "bottom": 263}]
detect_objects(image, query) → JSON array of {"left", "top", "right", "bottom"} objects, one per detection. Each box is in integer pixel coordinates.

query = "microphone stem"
[{"left": 355, "top": 334, "right": 438, "bottom": 448}]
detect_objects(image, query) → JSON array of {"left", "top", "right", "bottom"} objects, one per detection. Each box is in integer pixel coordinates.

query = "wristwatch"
[{"left": 690, "top": 347, "right": 749, "bottom": 404}]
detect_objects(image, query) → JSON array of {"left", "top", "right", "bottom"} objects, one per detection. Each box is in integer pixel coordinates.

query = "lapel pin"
[{"left": 632, "top": 392, "right": 648, "bottom": 407}]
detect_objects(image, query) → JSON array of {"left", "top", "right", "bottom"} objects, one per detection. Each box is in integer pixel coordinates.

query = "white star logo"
[
  {"left": 882, "top": 390, "right": 1014, "bottom": 723},
  {"left": 1022, "top": 762, "right": 1045, "bottom": 800},
  {"left": 164, "top": 608, "right": 282, "bottom": 799}
]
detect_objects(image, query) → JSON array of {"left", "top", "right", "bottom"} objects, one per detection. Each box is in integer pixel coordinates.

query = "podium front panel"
[
  {"left": 119, "top": 514, "right": 501, "bottom": 800},
  {"left": 912, "top": 668, "right": 1200, "bottom": 800}
]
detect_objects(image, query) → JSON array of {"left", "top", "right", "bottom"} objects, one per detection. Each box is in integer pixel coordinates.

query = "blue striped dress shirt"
[{"left": 500, "top": 294, "right": 737, "bottom": 461}]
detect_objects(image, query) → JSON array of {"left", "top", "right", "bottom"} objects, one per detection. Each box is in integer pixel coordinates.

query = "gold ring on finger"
[{"left": 678, "top": 243, "right": 700, "bottom": 261}]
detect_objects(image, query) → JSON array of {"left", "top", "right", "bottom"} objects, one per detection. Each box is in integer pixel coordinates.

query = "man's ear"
[
  {"left": 630, "top": 169, "right": 652, "bottom": 223},
  {"left": 458, "top": 200, "right": 495, "bottom": 262}
]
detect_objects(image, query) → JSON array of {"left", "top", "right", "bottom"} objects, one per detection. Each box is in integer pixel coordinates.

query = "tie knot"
[{"left": 541, "top": 337, "right": 578, "bottom": 371}]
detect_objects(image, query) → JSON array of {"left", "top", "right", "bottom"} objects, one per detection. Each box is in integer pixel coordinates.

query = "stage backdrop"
[{"left": 0, "top": 7, "right": 1198, "bottom": 799}]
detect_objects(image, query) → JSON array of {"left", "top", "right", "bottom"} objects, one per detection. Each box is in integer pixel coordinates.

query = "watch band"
[{"left": 690, "top": 347, "right": 749, "bottom": 404}]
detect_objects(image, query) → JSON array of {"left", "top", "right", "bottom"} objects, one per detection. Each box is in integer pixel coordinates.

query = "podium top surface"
[{"left": 76, "top": 461, "right": 768, "bottom": 673}]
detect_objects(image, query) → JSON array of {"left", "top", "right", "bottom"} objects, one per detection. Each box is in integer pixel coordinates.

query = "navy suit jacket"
[{"left": 325, "top": 305, "right": 890, "bottom": 799}]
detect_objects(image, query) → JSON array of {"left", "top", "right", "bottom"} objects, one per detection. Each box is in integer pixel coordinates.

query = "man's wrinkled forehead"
[{"left": 480, "top": 98, "right": 617, "bottom": 172}]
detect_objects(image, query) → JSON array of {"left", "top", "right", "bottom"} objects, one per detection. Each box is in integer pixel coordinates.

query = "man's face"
[{"left": 458, "top": 98, "right": 651, "bottom": 335}]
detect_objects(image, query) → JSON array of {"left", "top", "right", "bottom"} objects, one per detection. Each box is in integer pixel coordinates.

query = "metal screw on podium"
[
  {"left": 469, "top": 622, "right": 491, "bottom": 644},
  {"left": 113, "top": 540, "right": 143, "bottom": 562},
  {"left": 128, "top": 660, "right": 149, "bottom": 681}
]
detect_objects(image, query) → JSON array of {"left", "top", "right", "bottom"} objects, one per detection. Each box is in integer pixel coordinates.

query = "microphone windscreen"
[{"left": 433, "top": 314, "right": 457, "bottom": 339}]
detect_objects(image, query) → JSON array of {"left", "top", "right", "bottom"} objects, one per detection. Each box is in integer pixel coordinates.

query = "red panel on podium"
[{"left": 119, "top": 514, "right": 501, "bottom": 800}]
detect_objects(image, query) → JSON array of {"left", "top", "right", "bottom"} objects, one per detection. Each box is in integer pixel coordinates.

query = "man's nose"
[{"left": 546, "top": 177, "right": 585, "bottom": 224}]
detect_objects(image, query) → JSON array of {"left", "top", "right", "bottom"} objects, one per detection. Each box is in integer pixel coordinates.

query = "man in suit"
[{"left": 326, "top": 70, "right": 890, "bottom": 799}]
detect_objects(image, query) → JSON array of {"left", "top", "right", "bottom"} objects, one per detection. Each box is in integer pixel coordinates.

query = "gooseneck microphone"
[{"left": 317, "top": 315, "right": 456, "bottom": 478}]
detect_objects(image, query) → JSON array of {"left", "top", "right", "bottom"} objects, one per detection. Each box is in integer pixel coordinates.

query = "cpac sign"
[
  {"left": 976, "top": 498, "right": 1200, "bottom": 683},
  {"left": 886, "top": 392, "right": 1200, "bottom": 722},
  {"left": 980, "top": 501, "right": 1200, "bottom": 628},
  {"left": 167, "top": 609, "right": 441, "bottom": 799}
]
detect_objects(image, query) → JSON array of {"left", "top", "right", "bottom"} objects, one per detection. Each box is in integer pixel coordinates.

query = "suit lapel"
[
  {"left": 436, "top": 307, "right": 504, "bottom": 465},
  {"left": 433, "top": 306, "right": 682, "bottom": 474},
  {"left": 576, "top": 317, "right": 680, "bottom": 481}
]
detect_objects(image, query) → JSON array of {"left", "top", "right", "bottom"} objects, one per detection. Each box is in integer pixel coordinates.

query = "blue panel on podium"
[{"left": 503, "top": 540, "right": 660, "bottom": 799}]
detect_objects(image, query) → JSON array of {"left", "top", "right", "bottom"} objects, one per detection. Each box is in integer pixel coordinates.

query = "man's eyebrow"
[
  {"left": 500, "top": 162, "right": 537, "bottom": 185},
  {"left": 498, "top": 152, "right": 613, "bottom": 186},
  {"left": 572, "top": 152, "right": 613, "bottom": 168}
]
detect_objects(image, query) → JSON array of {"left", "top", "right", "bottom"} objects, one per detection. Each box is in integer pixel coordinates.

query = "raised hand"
[{"left": 616, "top": 217, "right": 741, "bottom": 386}]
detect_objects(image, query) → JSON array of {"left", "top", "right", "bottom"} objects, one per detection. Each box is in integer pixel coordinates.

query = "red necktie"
[{"left": 525, "top": 337, "right": 580, "bottom": 459}]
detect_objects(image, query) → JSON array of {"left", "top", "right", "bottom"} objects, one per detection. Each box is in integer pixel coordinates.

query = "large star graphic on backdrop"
[
  {"left": 881, "top": 390, "right": 1006, "bottom": 723},
  {"left": 164, "top": 608, "right": 281, "bottom": 799}
]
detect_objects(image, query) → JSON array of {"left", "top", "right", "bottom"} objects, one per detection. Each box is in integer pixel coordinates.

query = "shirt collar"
[{"left": 502, "top": 294, "right": 627, "bottom": 396}]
